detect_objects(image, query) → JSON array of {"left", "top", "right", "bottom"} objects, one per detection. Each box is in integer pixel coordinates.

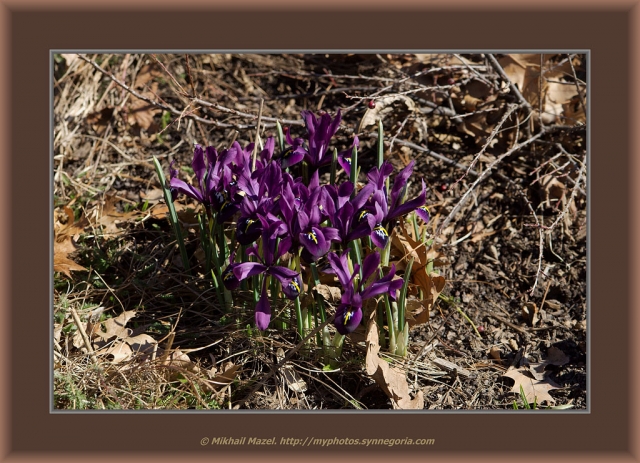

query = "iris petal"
[
  {"left": 255, "top": 281, "right": 271, "bottom": 331},
  {"left": 281, "top": 274, "right": 302, "bottom": 299},
  {"left": 334, "top": 303, "right": 363, "bottom": 335},
  {"left": 416, "top": 205, "right": 430, "bottom": 223},
  {"left": 300, "top": 227, "right": 328, "bottom": 259},
  {"left": 221, "top": 264, "right": 240, "bottom": 290},
  {"left": 370, "top": 224, "right": 390, "bottom": 249},
  {"left": 237, "top": 216, "right": 262, "bottom": 245}
]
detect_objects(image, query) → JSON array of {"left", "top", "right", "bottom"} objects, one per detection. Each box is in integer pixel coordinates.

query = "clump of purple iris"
[
  {"left": 166, "top": 109, "right": 432, "bottom": 336},
  {"left": 325, "top": 249, "right": 403, "bottom": 335}
]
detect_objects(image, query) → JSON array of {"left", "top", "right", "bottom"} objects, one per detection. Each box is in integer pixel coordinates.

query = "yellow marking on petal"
[
  {"left": 244, "top": 219, "right": 255, "bottom": 233},
  {"left": 374, "top": 225, "right": 388, "bottom": 237},
  {"left": 306, "top": 230, "right": 318, "bottom": 244},
  {"left": 344, "top": 309, "right": 353, "bottom": 324}
]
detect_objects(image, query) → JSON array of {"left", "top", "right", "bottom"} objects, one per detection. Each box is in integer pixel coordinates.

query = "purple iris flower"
[
  {"left": 357, "top": 161, "right": 427, "bottom": 249},
  {"left": 235, "top": 160, "right": 283, "bottom": 245},
  {"left": 221, "top": 249, "right": 241, "bottom": 290},
  {"left": 323, "top": 180, "right": 376, "bottom": 246},
  {"left": 223, "top": 216, "right": 301, "bottom": 330},
  {"left": 169, "top": 144, "right": 217, "bottom": 206},
  {"left": 168, "top": 160, "right": 180, "bottom": 201},
  {"left": 326, "top": 250, "right": 403, "bottom": 334},
  {"left": 336, "top": 135, "right": 359, "bottom": 176},
  {"left": 278, "top": 172, "right": 339, "bottom": 262},
  {"left": 281, "top": 128, "right": 307, "bottom": 169},
  {"left": 169, "top": 143, "right": 246, "bottom": 222},
  {"left": 284, "top": 110, "right": 342, "bottom": 171}
]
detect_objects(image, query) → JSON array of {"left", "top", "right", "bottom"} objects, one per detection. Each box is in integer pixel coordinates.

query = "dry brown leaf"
[
  {"left": 60, "top": 53, "right": 79, "bottom": 66},
  {"left": 276, "top": 348, "right": 308, "bottom": 393},
  {"left": 133, "top": 63, "right": 163, "bottom": 89},
  {"left": 391, "top": 228, "right": 427, "bottom": 271},
  {"left": 545, "top": 346, "right": 570, "bottom": 366},
  {"left": 126, "top": 333, "right": 157, "bottom": 355},
  {"left": 128, "top": 99, "right": 161, "bottom": 130},
  {"left": 94, "top": 310, "right": 137, "bottom": 341},
  {"left": 162, "top": 349, "right": 200, "bottom": 374},
  {"left": 498, "top": 55, "right": 543, "bottom": 106},
  {"left": 89, "top": 194, "right": 141, "bottom": 235},
  {"left": 54, "top": 206, "right": 89, "bottom": 278},
  {"left": 315, "top": 284, "right": 342, "bottom": 303},
  {"left": 139, "top": 187, "right": 165, "bottom": 202},
  {"left": 99, "top": 341, "right": 134, "bottom": 364},
  {"left": 149, "top": 203, "right": 169, "bottom": 219},
  {"left": 358, "top": 94, "right": 415, "bottom": 132},
  {"left": 413, "top": 268, "right": 445, "bottom": 312},
  {"left": 127, "top": 76, "right": 162, "bottom": 130},
  {"left": 55, "top": 206, "right": 88, "bottom": 239},
  {"left": 54, "top": 232, "right": 87, "bottom": 278},
  {"left": 503, "top": 346, "right": 568, "bottom": 405},
  {"left": 207, "top": 362, "right": 240, "bottom": 390},
  {"left": 86, "top": 107, "right": 115, "bottom": 135},
  {"left": 489, "top": 346, "right": 502, "bottom": 361},
  {"left": 54, "top": 247, "right": 88, "bottom": 278},
  {"left": 503, "top": 366, "right": 560, "bottom": 406},
  {"left": 563, "top": 94, "right": 586, "bottom": 124},
  {"left": 405, "top": 298, "right": 430, "bottom": 328},
  {"left": 521, "top": 302, "right": 539, "bottom": 326},
  {"left": 365, "top": 318, "right": 424, "bottom": 409},
  {"left": 147, "top": 201, "right": 190, "bottom": 220}
]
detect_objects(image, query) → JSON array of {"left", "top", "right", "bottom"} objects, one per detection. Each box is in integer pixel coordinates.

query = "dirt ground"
[{"left": 53, "top": 53, "right": 587, "bottom": 410}]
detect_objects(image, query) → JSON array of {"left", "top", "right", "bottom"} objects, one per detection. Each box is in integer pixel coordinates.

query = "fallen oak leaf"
[
  {"left": 54, "top": 233, "right": 87, "bottom": 279},
  {"left": 503, "top": 366, "right": 560, "bottom": 406},
  {"left": 391, "top": 227, "right": 427, "bottom": 271},
  {"left": 358, "top": 94, "right": 416, "bottom": 132},
  {"left": 205, "top": 362, "right": 240, "bottom": 392},
  {"left": 54, "top": 249, "right": 88, "bottom": 279},
  {"left": 365, "top": 317, "right": 424, "bottom": 409},
  {"left": 502, "top": 347, "right": 566, "bottom": 405},
  {"left": 88, "top": 194, "right": 142, "bottom": 236},
  {"left": 315, "top": 284, "right": 342, "bottom": 303},
  {"left": 413, "top": 267, "right": 445, "bottom": 312},
  {"left": 93, "top": 310, "right": 137, "bottom": 342},
  {"left": 526, "top": 346, "right": 570, "bottom": 380},
  {"left": 160, "top": 349, "right": 200, "bottom": 378},
  {"left": 404, "top": 298, "right": 430, "bottom": 328}
]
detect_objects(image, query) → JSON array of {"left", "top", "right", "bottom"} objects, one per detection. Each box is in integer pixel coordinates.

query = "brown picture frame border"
[{"left": 1, "top": 1, "right": 636, "bottom": 461}]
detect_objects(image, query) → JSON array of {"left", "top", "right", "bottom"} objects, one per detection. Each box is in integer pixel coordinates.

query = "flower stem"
[
  {"left": 276, "top": 120, "right": 285, "bottom": 152},
  {"left": 350, "top": 143, "right": 358, "bottom": 198},
  {"left": 152, "top": 156, "right": 190, "bottom": 275},
  {"left": 294, "top": 297, "right": 304, "bottom": 342},
  {"left": 330, "top": 147, "right": 337, "bottom": 186},
  {"left": 397, "top": 257, "right": 414, "bottom": 335},
  {"left": 377, "top": 119, "right": 384, "bottom": 168}
]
